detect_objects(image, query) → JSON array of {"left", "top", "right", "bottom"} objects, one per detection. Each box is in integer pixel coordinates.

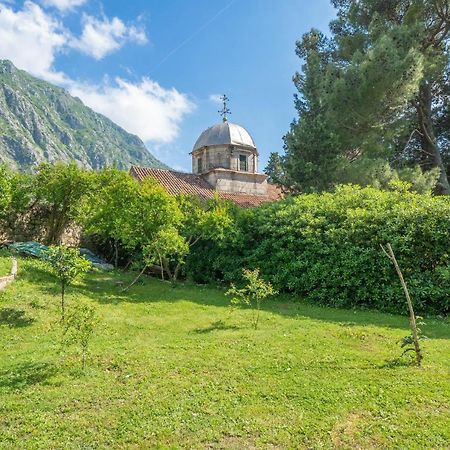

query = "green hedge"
[{"left": 187, "top": 185, "right": 450, "bottom": 314}]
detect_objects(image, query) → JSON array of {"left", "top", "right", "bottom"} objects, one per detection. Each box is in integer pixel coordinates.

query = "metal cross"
[{"left": 218, "top": 94, "right": 231, "bottom": 122}]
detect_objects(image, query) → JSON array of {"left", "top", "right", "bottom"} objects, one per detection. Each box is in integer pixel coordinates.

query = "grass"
[
  {"left": 0, "top": 250, "right": 13, "bottom": 276},
  {"left": 0, "top": 257, "right": 449, "bottom": 449}
]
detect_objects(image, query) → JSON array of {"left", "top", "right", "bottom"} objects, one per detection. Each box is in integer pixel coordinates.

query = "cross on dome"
[{"left": 218, "top": 94, "right": 231, "bottom": 122}]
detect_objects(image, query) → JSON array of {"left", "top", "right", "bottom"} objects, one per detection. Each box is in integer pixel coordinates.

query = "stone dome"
[{"left": 192, "top": 121, "right": 256, "bottom": 152}]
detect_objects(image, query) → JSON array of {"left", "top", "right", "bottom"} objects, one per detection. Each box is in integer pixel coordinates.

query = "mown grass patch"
[
  {"left": 0, "top": 249, "right": 13, "bottom": 276},
  {"left": 0, "top": 257, "right": 449, "bottom": 449}
]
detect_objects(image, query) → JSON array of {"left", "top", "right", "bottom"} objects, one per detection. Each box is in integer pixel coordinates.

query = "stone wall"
[
  {"left": 0, "top": 207, "right": 81, "bottom": 246},
  {"left": 203, "top": 169, "right": 268, "bottom": 195}
]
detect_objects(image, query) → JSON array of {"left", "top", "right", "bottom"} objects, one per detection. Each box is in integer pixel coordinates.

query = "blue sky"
[{"left": 0, "top": 0, "right": 336, "bottom": 171}]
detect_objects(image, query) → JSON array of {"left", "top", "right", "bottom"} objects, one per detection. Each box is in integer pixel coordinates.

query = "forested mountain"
[{"left": 0, "top": 60, "right": 168, "bottom": 171}]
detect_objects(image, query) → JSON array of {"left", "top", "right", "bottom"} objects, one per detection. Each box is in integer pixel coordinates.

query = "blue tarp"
[{"left": 8, "top": 241, "right": 114, "bottom": 270}]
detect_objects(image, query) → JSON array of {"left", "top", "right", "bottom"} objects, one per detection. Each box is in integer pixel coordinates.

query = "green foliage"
[
  {"left": 335, "top": 159, "right": 439, "bottom": 194},
  {"left": 283, "top": 1, "right": 450, "bottom": 193},
  {"left": 46, "top": 246, "right": 91, "bottom": 321},
  {"left": 264, "top": 152, "right": 285, "bottom": 185},
  {"left": 34, "top": 162, "right": 93, "bottom": 244},
  {"left": 62, "top": 301, "right": 99, "bottom": 370},
  {"left": 283, "top": 30, "right": 341, "bottom": 192},
  {"left": 82, "top": 168, "right": 139, "bottom": 240},
  {"left": 143, "top": 228, "right": 189, "bottom": 280},
  {"left": 192, "top": 185, "right": 450, "bottom": 314},
  {"left": 0, "top": 165, "right": 12, "bottom": 216},
  {"left": 81, "top": 168, "right": 141, "bottom": 266},
  {"left": 82, "top": 173, "right": 183, "bottom": 271},
  {"left": 124, "top": 178, "right": 182, "bottom": 251},
  {"left": 177, "top": 194, "right": 233, "bottom": 244},
  {"left": 226, "top": 268, "right": 276, "bottom": 329}
]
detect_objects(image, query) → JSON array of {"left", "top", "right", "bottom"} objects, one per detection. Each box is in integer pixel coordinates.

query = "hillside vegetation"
[{"left": 0, "top": 60, "right": 167, "bottom": 170}]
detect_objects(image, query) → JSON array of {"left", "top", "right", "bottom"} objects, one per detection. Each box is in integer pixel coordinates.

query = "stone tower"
[{"left": 191, "top": 99, "right": 268, "bottom": 195}]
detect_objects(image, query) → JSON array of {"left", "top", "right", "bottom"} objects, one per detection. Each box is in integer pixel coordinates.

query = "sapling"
[
  {"left": 226, "top": 268, "right": 277, "bottom": 329},
  {"left": 46, "top": 246, "right": 91, "bottom": 321},
  {"left": 62, "top": 301, "right": 99, "bottom": 370},
  {"left": 381, "top": 243, "right": 423, "bottom": 366}
]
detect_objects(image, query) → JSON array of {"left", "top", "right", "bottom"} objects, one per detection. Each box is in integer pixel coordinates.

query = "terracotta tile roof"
[{"left": 130, "top": 166, "right": 283, "bottom": 208}]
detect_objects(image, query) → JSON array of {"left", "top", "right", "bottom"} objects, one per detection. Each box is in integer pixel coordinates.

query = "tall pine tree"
[{"left": 285, "top": 0, "right": 450, "bottom": 194}]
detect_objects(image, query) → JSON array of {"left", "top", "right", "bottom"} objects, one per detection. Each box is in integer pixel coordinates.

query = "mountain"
[{"left": 0, "top": 60, "right": 168, "bottom": 170}]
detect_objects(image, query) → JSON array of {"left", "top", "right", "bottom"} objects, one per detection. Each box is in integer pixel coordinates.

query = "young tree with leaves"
[
  {"left": 81, "top": 168, "right": 141, "bottom": 267},
  {"left": 46, "top": 246, "right": 91, "bottom": 321},
  {"left": 63, "top": 301, "right": 99, "bottom": 370},
  {"left": 34, "top": 162, "right": 93, "bottom": 244},
  {"left": 226, "top": 268, "right": 277, "bottom": 330},
  {"left": 143, "top": 228, "right": 189, "bottom": 282}
]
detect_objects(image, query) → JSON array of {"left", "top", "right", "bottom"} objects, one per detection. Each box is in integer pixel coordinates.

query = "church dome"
[{"left": 193, "top": 121, "right": 256, "bottom": 152}]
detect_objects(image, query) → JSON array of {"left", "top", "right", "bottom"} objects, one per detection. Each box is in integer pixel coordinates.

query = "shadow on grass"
[
  {"left": 0, "top": 362, "right": 57, "bottom": 390},
  {"left": 76, "top": 274, "right": 450, "bottom": 339},
  {"left": 193, "top": 320, "right": 240, "bottom": 334},
  {"left": 0, "top": 308, "right": 34, "bottom": 327},
  {"left": 16, "top": 259, "right": 450, "bottom": 339}
]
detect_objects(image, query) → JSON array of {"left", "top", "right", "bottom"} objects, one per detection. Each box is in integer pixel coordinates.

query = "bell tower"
[{"left": 191, "top": 96, "right": 268, "bottom": 195}]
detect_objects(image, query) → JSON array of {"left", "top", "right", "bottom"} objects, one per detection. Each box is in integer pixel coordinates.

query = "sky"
[{"left": 0, "top": 0, "right": 336, "bottom": 171}]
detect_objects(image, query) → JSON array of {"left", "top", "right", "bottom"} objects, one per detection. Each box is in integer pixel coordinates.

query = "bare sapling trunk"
[
  {"left": 61, "top": 282, "right": 66, "bottom": 322},
  {"left": 122, "top": 265, "right": 147, "bottom": 292},
  {"left": 158, "top": 252, "right": 165, "bottom": 281},
  {"left": 381, "top": 243, "right": 423, "bottom": 366},
  {"left": 254, "top": 299, "right": 261, "bottom": 330}
]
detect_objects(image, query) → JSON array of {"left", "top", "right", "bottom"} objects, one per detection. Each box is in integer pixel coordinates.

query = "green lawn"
[
  {"left": 0, "top": 257, "right": 449, "bottom": 449},
  {"left": 0, "top": 251, "right": 13, "bottom": 276}
]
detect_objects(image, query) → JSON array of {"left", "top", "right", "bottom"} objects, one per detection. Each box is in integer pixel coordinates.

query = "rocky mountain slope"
[{"left": 0, "top": 60, "right": 168, "bottom": 170}]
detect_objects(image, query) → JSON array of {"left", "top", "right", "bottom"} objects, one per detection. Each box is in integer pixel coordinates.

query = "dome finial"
[{"left": 218, "top": 94, "right": 231, "bottom": 122}]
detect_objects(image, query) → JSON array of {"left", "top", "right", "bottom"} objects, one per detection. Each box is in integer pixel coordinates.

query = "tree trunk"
[
  {"left": 158, "top": 252, "right": 165, "bottom": 281},
  {"left": 173, "top": 263, "right": 182, "bottom": 282},
  {"left": 254, "top": 300, "right": 261, "bottom": 330},
  {"left": 114, "top": 239, "right": 119, "bottom": 269},
  {"left": 162, "top": 258, "right": 173, "bottom": 281},
  {"left": 61, "top": 282, "right": 65, "bottom": 322},
  {"left": 416, "top": 80, "right": 450, "bottom": 195}
]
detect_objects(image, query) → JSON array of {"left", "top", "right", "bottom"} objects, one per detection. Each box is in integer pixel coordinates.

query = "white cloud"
[
  {"left": 0, "top": 1, "right": 68, "bottom": 82},
  {"left": 71, "top": 15, "right": 148, "bottom": 60},
  {"left": 209, "top": 94, "right": 223, "bottom": 103},
  {"left": 41, "top": 0, "right": 87, "bottom": 12},
  {"left": 0, "top": 1, "right": 193, "bottom": 145},
  {"left": 69, "top": 78, "right": 195, "bottom": 143}
]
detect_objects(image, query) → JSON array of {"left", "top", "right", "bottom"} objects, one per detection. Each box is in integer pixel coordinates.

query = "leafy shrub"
[{"left": 188, "top": 185, "right": 450, "bottom": 314}]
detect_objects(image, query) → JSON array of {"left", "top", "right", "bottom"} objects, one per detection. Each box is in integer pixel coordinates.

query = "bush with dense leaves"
[{"left": 187, "top": 185, "right": 450, "bottom": 315}]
